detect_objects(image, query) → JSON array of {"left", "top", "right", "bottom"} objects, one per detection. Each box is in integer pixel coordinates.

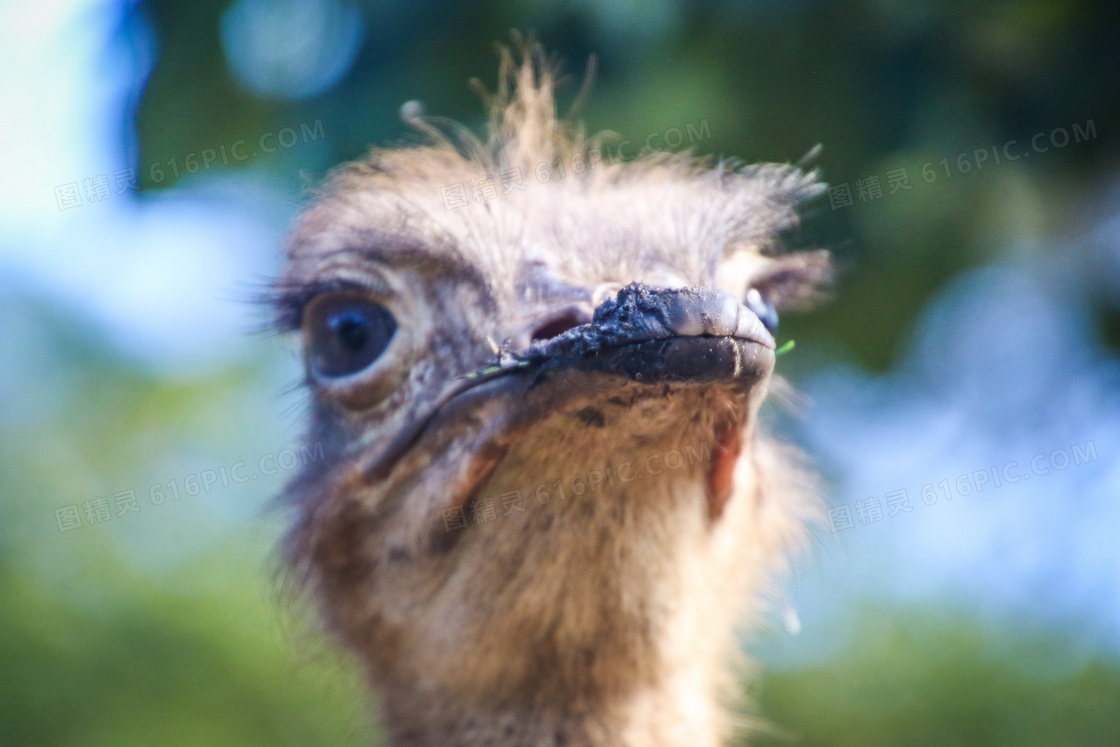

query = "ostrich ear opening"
[{"left": 717, "top": 248, "right": 832, "bottom": 311}]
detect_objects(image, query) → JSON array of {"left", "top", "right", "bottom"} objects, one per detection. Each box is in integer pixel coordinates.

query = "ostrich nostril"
[{"left": 530, "top": 309, "right": 589, "bottom": 342}]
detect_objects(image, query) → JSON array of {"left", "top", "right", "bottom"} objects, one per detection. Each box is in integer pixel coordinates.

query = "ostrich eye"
[
  {"left": 305, "top": 293, "right": 397, "bottom": 378},
  {"left": 744, "top": 287, "right": 779, "bottom": 335}
]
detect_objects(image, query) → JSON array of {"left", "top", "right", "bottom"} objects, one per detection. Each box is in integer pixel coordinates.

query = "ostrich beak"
[{"left": 522, "top": 283, "right": 776, "bottom": 385}]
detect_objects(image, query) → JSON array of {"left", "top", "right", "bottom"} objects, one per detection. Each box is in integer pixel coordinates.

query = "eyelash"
[{"left": 270, "top": 279, "right": 377, "bottom": 332}]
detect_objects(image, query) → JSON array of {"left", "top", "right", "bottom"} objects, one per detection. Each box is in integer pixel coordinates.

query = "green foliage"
[
  {"left": 748, "top": 615, "right": 1120, "bottom": 746},
  {"left": 0, "top": 555, "right": 375, "bottom": 746}
]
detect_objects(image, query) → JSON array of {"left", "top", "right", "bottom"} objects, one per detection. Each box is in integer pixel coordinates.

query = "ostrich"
[{"left": 274, "top": 49, "right": 829, "bottom": 747}]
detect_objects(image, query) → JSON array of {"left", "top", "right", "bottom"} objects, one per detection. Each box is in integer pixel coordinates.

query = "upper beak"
[{"left": 518, "top": 283, "right": 776, "bottom": 385}]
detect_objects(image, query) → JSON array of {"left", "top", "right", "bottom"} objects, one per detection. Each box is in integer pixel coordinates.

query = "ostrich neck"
[{"left": 370, "top": 397, "right": 765, "bottom": 747}]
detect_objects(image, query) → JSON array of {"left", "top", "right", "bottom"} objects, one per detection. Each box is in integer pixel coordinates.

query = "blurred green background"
[{"left": 2, "top": 0, "right": 1119, "bottom": 744}]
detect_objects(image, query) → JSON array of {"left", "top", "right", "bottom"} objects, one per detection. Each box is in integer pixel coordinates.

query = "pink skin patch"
[{"left": 707, "top": 420, "right": 743, "bottom": 522}]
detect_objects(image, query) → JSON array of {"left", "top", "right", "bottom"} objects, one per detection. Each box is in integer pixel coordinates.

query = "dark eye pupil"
[
  {"left": 307, "top": 295, "right": 397, "bottom": 377},
  {"left": 331, "top": 312, "right": 369, "bottom": 353},
  {"left": 745, "top": 288, "right": 779, "bottom": 335}
]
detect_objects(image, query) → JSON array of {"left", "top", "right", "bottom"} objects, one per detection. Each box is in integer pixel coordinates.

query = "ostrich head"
[{"left": 275, "top": 51, "right": 829, "bottom": 747}]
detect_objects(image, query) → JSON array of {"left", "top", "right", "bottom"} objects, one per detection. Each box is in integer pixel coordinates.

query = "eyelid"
[{"left": 272, "top": 274, "right": 394, "bottom": 331}]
